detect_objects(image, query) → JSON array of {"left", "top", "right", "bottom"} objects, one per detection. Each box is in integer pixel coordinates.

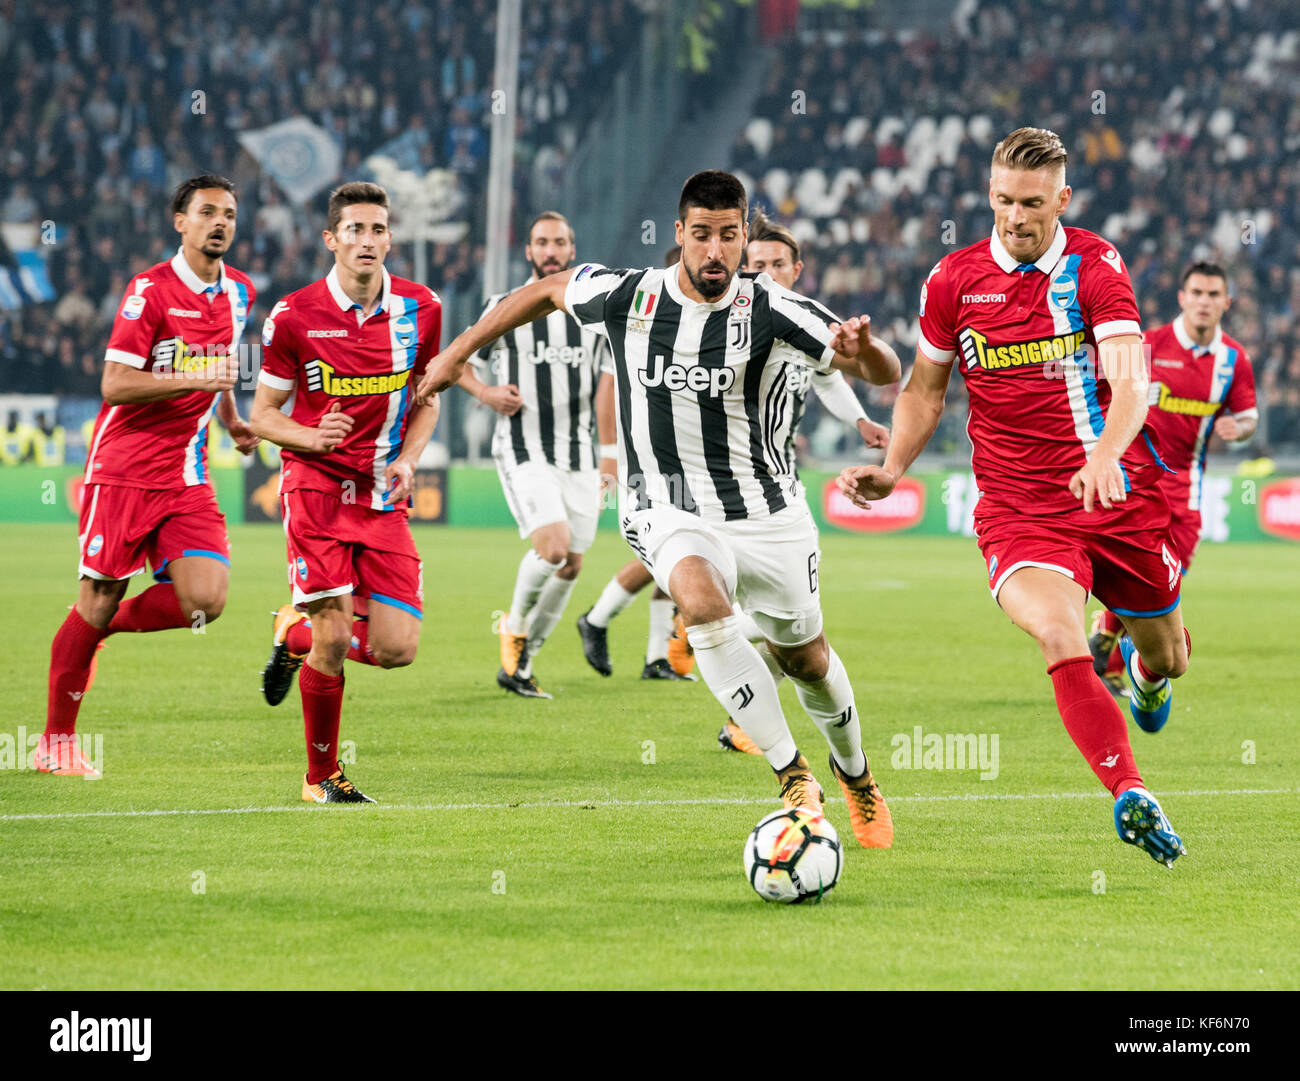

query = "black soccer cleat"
[
  {"left": 497, "top": 667, "right": 553, "bottom": 699},
  {"left": 641, "top": 658, "right": 694, "bottom": 681},
  {"left": 576, "top": 610, "right": 612, "bottom": 676},
  {"left": 263, "top": 605, "right": 307, "bottom": 706},
  {"left": 302, "top": 768, "right": 376, "bottom": 804}
]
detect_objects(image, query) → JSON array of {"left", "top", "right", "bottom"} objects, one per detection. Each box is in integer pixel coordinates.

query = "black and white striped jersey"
[
  {"left": 562, "top": 263, "right": 841, "bottom": 522},
  {"left": 475, "top": 285, "right": 610, "bottom": 472}
]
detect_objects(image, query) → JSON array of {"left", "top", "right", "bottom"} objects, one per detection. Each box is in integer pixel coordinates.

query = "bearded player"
[
  {"left": 252, "top": 182, "right": 441, "bottom": 804},
  {"left": 39, "top": 174, "right": 257, "bottom": 777},
  {"left": 839, "top": 129, "right": 1190, "bottom": 867},
  {"left": 458, "top": 212, "right": 613, "bottom": 698},
  {"left": 1088, "top": 262, "right": 1256, "bottom": 704}
]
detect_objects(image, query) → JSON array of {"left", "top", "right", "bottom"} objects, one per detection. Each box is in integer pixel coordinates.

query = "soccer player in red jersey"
[
  {"left": 1089, "top": 262, "right": 1257, "bottom": 689},
  {"left": 40, "top": 175, "right": 258, "bottom": 777},
  {"left": 838, "top": 128, "right": 1189, "bottom": 866},
  {"left": 251, "top": 182, "right": 442, "bottom": 804}
]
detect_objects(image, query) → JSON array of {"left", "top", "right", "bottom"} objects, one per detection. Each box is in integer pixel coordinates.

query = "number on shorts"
[{"left": 807, "top": 552, "right": 818, "bottom": 595}]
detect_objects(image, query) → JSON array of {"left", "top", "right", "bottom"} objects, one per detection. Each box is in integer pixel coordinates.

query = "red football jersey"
[
  {"left": 257, "top": 267, "right": 441, "bottom": 511},
  {"left": 1144, "top": 317, "right": 1257, "bottom": 516},
  {"left": 85, "top": 250, "right": 254, "bottom": 489},
  {"left": 918, "top": 226, "right": 1159, "bottom": 514}
]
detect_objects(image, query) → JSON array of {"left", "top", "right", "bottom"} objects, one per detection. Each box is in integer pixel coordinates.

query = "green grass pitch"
[{"left": 1, "top": 523, "right": 1296, "bottom": 990}]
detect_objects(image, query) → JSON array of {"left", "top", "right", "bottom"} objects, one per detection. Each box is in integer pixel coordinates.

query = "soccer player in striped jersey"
[
  {"left": 839, "top": 128, "right": 1190, "bottom": 866},
  {"left": 1089, "top": 262, "right": 1257, "bottom": 694},
  {"left": 39, "top": 174, "right": 257, "bottom": 777},
  {"left": 457, "top": 212, "right": 613, "bottom": 698},
  {"left": 252, "top": 182, "right": 442, "bottom": 803},
  {"left": 418, "top": 171, "right": 901, "bottom": 849}
]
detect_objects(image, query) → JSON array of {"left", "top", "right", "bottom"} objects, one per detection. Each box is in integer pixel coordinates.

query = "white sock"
[
  {"left": 526, "top": 573, "right": 577, "bottom": 661},
  {"left": 507, "top": 550, "right": 563, "bottom": 635},
  {"left": 1128, "top": 649, "right": 1167, "bottom": 693},
  {"left": 646, "top": 597, "right": 674, "bottom": 663},
  {"left": 790, "top": 647, "right": 866, "bottom": 776},
  {"left": 587, "top": 578, "right": 636, "bottom": 628},
  {"left": 687, "top": 615, "right": 796, "bottom": 769},
  {"left": 753, "top": 638, "right": 786, "bottom": 688},
  {"left": 733, "top": 604, "right": 765, "bottom": 643}
]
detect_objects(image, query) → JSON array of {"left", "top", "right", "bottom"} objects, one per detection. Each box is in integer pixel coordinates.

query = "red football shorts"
[
  {"left": 1166, "top": 510, "right": 1202, "bottom": 571},
  {"left": 281, "top": 489, "right": 423, "bottom": 618},
  {"left": 78, "top": 483, "right": 230, "bottom": 582},
  {"left": 975, "top": 488, "right": 1182, "bottom": 619}
]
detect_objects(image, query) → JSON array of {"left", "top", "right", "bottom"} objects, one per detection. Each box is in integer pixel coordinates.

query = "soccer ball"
[{"left": 744, "top": 808, "right": 842, "bottom": 903}]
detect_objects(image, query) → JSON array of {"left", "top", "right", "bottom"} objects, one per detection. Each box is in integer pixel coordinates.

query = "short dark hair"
[
  {"left": 327, "top": 181, "right": 390, "bottom": 233},
  {"left": 678, "top": 170, "right": 747, "bottom": 223},
  {"left": 1181, "top": 261, "right": 1228, "bottom": 288},
  {"left": 170, "top": 174, "right": 237, "bottom": 217},
  {"left": 747, "top": 209, "right": 800, "bottom": 263},
  {"left": 528, "top": 210, "right": 574, "bottom": 245}
]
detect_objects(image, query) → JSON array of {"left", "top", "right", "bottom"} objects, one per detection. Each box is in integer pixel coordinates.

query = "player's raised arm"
[
  {"left": 415, "top": 271, "right": 573, "bottom": 403},
  {"left": 827, "top": 315, "right": 902, "bottom": 385},
  {"left": 1068, "top": 333, "right": 1146, "bottom": 512},
  {"left": 837, "top": 350, "right": 950, "bottom": 506}
]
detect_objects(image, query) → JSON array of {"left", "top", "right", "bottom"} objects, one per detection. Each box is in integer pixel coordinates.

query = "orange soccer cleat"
[
  {"left": 499, "top": 624, "right": 528, "bottom": 678},
  {"left": 717, "top": 719, "right": 763, "bottom": 756},
  {"left": 829, "top": 754, "right": 893, "bottom": 849},
  {"left": 33, "top": 733, "right": 102, "bottom": 778},
  {"left": 666, "top": 611, "right": 695, "bottom": 676},
  {"left": 776, "top": 753, "right": 824, "bottom": 814},
  {"left": 302, "top": 767, "right": 375, "bottom": 804}
]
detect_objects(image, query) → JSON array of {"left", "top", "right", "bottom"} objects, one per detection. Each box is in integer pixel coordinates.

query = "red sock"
[
  {"left": 347, "top": 618, "right": 375, "bottom": 665},
  {"left": 299, "top": 662, "right": 344, "bottom": 784},
  {"left": 285, "top": 619, "right": 312, "bottom": 655},
  {"left": 1048, "top": 656, "right": 1143, "bottom": 797},
  {"left": 46, "top": 609, "right": 109, "bottom": 738},
  {"left": 1104, "top": 644, "right": 1125, "bottom": 676},
  {"left": 106, "top": 583, "right": 188, "bottom": 634}
]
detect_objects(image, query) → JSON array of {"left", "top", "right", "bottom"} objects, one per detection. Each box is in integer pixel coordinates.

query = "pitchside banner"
[{"left": 0, "top": 465, "right": 1294, "bottom": 541}]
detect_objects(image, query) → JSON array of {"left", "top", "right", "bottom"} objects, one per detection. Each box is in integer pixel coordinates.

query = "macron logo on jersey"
[
  {"left": 1100, "top": 248, "right": 1124, "bottom": 274},
  {"left": 961, "top": 293, "right": 1007, "bottom": 304}
]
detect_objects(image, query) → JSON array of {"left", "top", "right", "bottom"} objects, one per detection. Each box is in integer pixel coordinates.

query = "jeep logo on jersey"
[
  {"left": 529, "top": 342, "right": 589, "bottom": 367},
  {"left": 1048, "top": 272, "right": 1077, "bottom": 311},
  {"left": 391, "top": 316, "right": 416, "bottom": 349},
  {"left": 639, "top": 354, "right": 735, "bottom": 395}
]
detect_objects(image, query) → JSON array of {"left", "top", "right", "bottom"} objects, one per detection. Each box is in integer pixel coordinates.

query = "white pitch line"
[{"left": 0, "top": 787, "right": 1294, "bottom": 823}]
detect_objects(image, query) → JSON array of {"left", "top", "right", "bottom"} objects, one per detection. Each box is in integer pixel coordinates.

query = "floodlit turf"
[{"left": 1, "top": 523, "right": 1296, "bottom": 990}]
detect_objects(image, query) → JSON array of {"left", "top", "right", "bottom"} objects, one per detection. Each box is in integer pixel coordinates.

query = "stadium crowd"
[
  {"left": 732, "top": 0, "right": 1299, "bottom": 454},
  {"left": 0, "top": 0, "right": 640, "bottom": 395},
  {"left": 1, "top": 0, "right": 1296, "bottom": 455}
]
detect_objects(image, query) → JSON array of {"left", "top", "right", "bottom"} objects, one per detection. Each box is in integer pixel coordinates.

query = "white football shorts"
[
  {"left": 496, "top": 458, "right": 601, "bottom": 553},
  {"left": 619, "top": 500, "right": 823, "bottom": 647}
]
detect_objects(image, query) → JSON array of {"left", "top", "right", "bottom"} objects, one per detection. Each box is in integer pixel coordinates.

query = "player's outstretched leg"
[
  {"left": 1114, "top": 787, "right": 1186, "bottom": 867},
  {"left": 717, "top": 607, "right": 778, "bottom": 754},
  {"left": 524, "top": 555, "right": 580, "bottom": 673},
  {"left": 684, "top": 613, "right": 820, "bottom": 812},
  {"left": 774, "top": 635, "right": 892, "bottom": 848}
]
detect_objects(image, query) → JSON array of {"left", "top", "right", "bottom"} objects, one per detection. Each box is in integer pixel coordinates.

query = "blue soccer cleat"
[
  {"left": 1118, "top": 635, "right": 1171, "bottom": 733},
  {"left": 1114, "top": 788, "right": 1186, "bottom": 868}
]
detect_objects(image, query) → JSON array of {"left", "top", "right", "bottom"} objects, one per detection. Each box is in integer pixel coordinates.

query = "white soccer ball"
[{"left": 744, "top": 808, "right": 842, "bottom": 903}]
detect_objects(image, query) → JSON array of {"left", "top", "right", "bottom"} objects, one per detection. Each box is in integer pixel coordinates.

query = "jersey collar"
[
  {"left": 326, "top": 265, "right": 392, "bottom": 317},
  {"left": 989, "top": 224, "right": 1067, "bottom": 275},
  {"left": 1173, "top": 314, "right": 1222, "bottom": 356},
  {"left": 171, "top": 247, "right": 226, "bottom": 296},
  {"left": 663, "top": 262, "right": 740, "bottom": 311}
]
